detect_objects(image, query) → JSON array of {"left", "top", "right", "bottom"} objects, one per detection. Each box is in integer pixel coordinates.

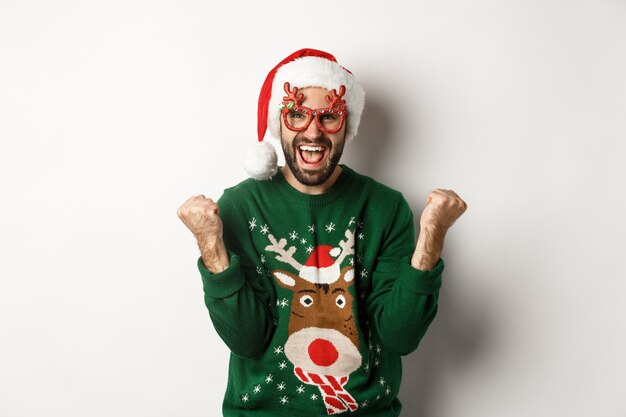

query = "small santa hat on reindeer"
[
  {"left": 296, "top": 244, "right": 356, "bottom": 285},
  {"left": 244, "top": 48, "right": 366, "bottom": 180},
  {"left": 299, "top": 245, "right": 343, "bottom": 284}
]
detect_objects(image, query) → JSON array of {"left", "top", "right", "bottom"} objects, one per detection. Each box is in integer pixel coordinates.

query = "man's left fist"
[{"left": 419, "top": 189, "right": 467, "bottom": 231}]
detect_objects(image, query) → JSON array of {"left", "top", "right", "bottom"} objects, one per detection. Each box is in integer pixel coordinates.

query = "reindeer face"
[{"left": 273, "top": 266, "right": 361, "bottom": 376}]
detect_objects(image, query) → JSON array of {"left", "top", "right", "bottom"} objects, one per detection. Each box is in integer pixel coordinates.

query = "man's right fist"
[
  {"left": 178, "top": 195, "right": 230, "bottom": 273},
  {"left": 177, "top": 195, "right": 223, "bottom": 242}
]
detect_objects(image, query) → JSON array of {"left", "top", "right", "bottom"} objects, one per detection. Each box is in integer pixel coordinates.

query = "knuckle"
[{"left": 202, "top": 204, "right": 216, "bottom": 216}]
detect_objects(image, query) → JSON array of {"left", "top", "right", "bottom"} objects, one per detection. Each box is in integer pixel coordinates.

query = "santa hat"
[
  {"left": 299, "top": 245, "right": 343, "bottom": 284},
  {"left": 244, "top": 48, "right": 366, "bottom": 180}
]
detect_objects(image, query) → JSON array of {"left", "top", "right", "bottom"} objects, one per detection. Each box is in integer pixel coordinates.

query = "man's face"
[{"left": 280, "top": 87, "right": 347, "bottom": 186}]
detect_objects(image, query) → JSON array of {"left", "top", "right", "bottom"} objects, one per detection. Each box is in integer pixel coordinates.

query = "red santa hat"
[
  {"left": 299, "top": 245, "right": 343, "bottom": 284},
  {"left": 244, "top": 48, "right": 366, "bottom": 180}
]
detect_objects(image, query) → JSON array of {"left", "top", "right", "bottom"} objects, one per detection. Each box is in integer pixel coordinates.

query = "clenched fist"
[
  {"left": 177, "top": 195, "right": 223, "bottom": 241},
  {"left": 177, "top": 195, "right": 229, "bottom": 273},
  {"left": 411, "top": 189, "right": 467, "bottom": 271},
  {"left": 419, "top": 189, "right": 467, "bottom": 231}
]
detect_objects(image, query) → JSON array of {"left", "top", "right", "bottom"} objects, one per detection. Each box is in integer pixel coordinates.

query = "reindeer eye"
[
  {"left": 335, "top": 294, "right": 346, "bottom": 308},
  {"left": 300, "top": 295, "right": 314, "bottom": 307}
]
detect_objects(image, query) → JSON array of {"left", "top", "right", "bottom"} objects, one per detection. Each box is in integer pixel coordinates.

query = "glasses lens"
[
  {"left": 284, "top": 109, "right": 311, "bottom": 130},
  {"left": 318, "top": 112, "right": 343, "bottom": 132}
]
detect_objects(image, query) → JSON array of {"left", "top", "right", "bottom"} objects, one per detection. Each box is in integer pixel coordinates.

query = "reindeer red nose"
[{"left": 308, "top": 338, "right": 339, "bottom": 366}]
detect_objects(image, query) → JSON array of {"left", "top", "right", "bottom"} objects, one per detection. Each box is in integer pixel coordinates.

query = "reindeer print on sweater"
[
  {"left": 265, "top": 227, "right": 360, "bottom": 414},
  {"left": 234, "top": 214, "right": 365, "bottom": 415}
]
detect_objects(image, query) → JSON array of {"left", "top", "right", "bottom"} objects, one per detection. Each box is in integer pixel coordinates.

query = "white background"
[{"left": 1, "top": 0, "right": 625, "bottom": 416}]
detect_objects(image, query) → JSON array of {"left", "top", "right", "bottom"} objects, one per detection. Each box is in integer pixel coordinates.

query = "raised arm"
[
  {"left": 178, "top": 194, "right": 275, "bottom": 358},
  {"left": 366, "top": 191, "right": 466, "bottom": 355}
]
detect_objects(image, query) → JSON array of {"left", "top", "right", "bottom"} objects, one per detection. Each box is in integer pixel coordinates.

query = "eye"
[
  {"left": 289, "top": 110, "right": 307, "bottom": 119},
  {"left": 300, "top": 295, "right": 314, "bottom": 307},
  {"left": 335, "top": 294, "right": 346, "bottom": 308}
]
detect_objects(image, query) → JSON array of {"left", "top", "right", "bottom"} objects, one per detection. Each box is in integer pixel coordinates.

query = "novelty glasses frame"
[{"left": 280, "top": 82, "right": 349, "bottom": 134}]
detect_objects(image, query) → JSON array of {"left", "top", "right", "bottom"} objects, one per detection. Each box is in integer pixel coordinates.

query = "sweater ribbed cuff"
[
  {"left": 197, "top": 253, "right": 245, "bottom": 299},
  {"left": 397, "top": 257, "right": 444, "bottom": 294}
]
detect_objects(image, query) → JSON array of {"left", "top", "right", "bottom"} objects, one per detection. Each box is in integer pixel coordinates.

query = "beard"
[{"left": 281, "top": 132, "right": 345, "bottom": 187}]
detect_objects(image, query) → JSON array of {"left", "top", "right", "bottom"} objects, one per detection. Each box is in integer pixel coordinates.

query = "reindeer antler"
[
  {"left": 265, "top": 234, "right": 303, "bottom": 271},
  {"left": 325, "top": 85, "right": 347, "bottom": 110},
  {"left": 282, "top": 82, "right": 304, "bottom": 108},
  {"left": 334, "top": 229, "right": 355, "bottom": 266}
]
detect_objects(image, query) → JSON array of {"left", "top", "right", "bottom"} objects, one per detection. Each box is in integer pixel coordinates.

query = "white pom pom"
[
  {"left": 244, "top": 141, "right": 278, "bottom": 180},
  {"left": 329, "top": 247, "right": 341, "bottom": 257}
]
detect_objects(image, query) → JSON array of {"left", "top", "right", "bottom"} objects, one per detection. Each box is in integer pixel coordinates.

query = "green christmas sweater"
[{"left": 198, "top": 165, "right": 444, "bottom": 416}]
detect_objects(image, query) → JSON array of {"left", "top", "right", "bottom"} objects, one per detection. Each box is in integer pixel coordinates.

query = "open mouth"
[{"left": 297, "top": 144, "right": 329, "bottom": 168}]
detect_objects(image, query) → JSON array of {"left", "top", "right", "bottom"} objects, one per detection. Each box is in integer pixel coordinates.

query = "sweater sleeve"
[
  {"left": 365, "top": 196, "right": 444, "bottom": 356},
  {"left": 198, "top": 192, "right": 276, "bottom": 359}
]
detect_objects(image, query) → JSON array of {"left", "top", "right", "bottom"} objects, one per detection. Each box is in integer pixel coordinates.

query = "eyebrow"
[
  {"left": 297, "top": 289, "right": 317, "bottom": 294},
  {"left": 332, "top": 288, "right": 345, "bottom": 294}
]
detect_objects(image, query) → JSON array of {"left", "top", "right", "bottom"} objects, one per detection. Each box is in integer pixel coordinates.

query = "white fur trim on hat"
[{"left": 299, "top": 263, "right": 341, "bottom": 285}]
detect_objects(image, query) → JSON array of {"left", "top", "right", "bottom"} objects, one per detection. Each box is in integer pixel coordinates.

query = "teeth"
[{"left": 299, "top": 145, "right": 324, "bottom": 152}]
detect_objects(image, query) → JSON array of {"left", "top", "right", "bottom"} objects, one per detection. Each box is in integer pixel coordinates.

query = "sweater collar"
[{"left": 271, "top": 164, "right": 354, "bottom": 207}]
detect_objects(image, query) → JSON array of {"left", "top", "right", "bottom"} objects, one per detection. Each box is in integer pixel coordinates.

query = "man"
[{"left": 177, "top": 49, "right": 466, "bottom": 416}]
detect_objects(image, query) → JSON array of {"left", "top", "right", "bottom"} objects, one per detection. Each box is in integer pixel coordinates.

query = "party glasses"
[{"left": 280, "top": 82, "right": 348, "bottom": 134}]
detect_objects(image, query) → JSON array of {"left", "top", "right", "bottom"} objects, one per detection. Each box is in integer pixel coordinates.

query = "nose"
[
  {"left": 303, "top": 115, "right": 322, "bottom": 138},
  {"left": 308, "top": 338, "right": 338, "bottom": 366}
]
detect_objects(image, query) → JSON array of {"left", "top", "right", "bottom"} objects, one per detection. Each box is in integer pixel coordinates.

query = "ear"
[
  {"left": 272, "top": 270, "right": 299, "bottom": 288},
  {"left": 340, "top": 266, "right": 355, "bottom": 283}
]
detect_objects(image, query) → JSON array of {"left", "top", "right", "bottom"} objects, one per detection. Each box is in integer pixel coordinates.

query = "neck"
[{"left": 282, "top": 166, "right": 343, "bottom": 195}]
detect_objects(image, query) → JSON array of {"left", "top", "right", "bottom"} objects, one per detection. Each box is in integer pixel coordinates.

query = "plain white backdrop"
[{"left": 1, "top": 0, "right": 625, "bottom": 416}]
